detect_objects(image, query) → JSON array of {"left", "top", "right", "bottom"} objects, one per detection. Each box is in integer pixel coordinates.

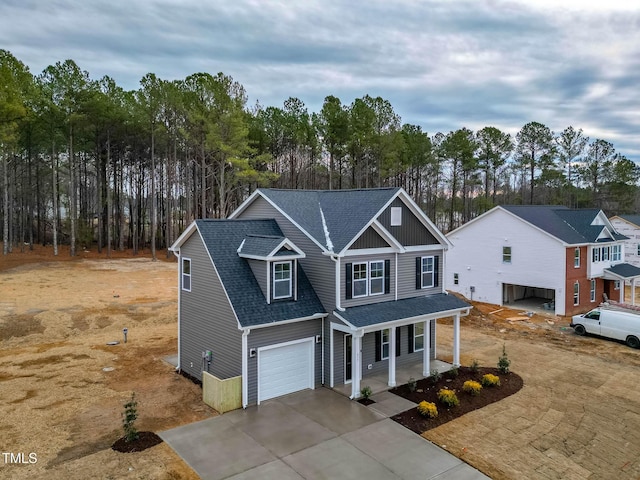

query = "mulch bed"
[
  {"left": 390, "top": 367, "right": 523, "bottom": 434},
  {"left": 112, "top": 432, "right": 163, "bottom": 453}
]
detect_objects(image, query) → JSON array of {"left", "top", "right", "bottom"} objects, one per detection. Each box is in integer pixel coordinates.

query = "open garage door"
[
  {"left": 503, "top": 284, "right": 556, "bottom": 312},
  {"left": 257, "top": 338, "right": 314, "bottom": 403}
]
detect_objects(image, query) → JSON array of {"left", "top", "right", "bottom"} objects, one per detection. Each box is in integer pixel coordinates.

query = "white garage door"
[{"left": 257, "top": 338, "right": 314, "bottom": 403}]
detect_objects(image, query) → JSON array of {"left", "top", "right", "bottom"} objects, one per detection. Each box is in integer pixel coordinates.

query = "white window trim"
[
  {"left": 453, "top": 273, "right": 459, "bottom": 285},
  {"left": 390, "top": 207, "right": 402, "bottom": 226},
  {"left": 503, "top": 246, "right": 512, "bottom": 264},
  {"left": 421, "top": 256, "right": 434, "bottom": 289},
  {"left": 352, "top": 262, "right": 368, "bottom": 298},
  {"left": 602, "top": 246, "right": 610, "bottom": 261},
  {"left": 590, "top": 279, "right": 596, "bottom": 302},
  {"left": 369, "top": 260, "right": 385, "bottom": 296},
  {"left": 182, "top": 257, "right": 192, "bottom": 292},
  {"left": 381, "top": 328, "right": 390, "bottom": 360},
  {"left": 273, "top": 261, "right": 292, "bottom": 300},
  {"left": 574, "top": 248, "right": 580, "bottom": 268},
  {"left": 592, "top": 247, "right": 600, "bottom": 262},
  {"left": 414, "top": 323, "right": 424, "bottom": 352},
  {"left": 612, "top": 244, "right": 622, "bottom": 262},
  {"left": 573, "top": 281, "right": 580, "bottom": 306}
]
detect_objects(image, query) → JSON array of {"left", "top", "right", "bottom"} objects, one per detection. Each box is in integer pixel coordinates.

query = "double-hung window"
[
  {"left": 352, "top": 263, "right": 368, "bottom": 297},
  {"left": 592, "top": 247, "right": 600, "bottom": 262},
  {"left": 369, "top": 261, "right": 384, "bottom": 295},
  {"left": 381, "top": 329, "right": 390, "bottom": 360},
  {"left": 590, "top": 279, "right": 596, "bottom": 302},
  {"left": 414, "top": 323, "right": 424, "bottom": 352},
  {"left": 181, "top": 258, "right": 191, "bottom": 292},
  {"left": 273, "top": 261, "right": 292, "bottom": 299},
  {"left": 602, "top": 247, "right": 610, "bottom": 261},
  {"left": 421, "top": 256, "right": 434, "bottom": 288},
  {"left": 573, "top": 282, "right": 580, "bottom": 306},
  {"left": 612, "top": 244, "right": 621, "bottom": 262},
  {"left": 503, "top": 246, "right": 512, "bottom": 263},
  {"left": 574, "top": 248, "right": 580, "bottom": 268}
]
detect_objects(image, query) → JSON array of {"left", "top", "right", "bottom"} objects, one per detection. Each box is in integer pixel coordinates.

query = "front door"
[{"left": 344, "top": 334, "right": 352, "bottom": 383}]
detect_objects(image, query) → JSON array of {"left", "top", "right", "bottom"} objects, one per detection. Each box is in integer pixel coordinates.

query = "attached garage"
[{"left": 257, "top": 337, "right": 315, "bottom": 403}]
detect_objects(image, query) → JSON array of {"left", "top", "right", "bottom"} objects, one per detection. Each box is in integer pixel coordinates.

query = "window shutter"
[
  {"left": 407, "top": 324, "right": 414, "bottom": 353},
  {"left": 415, "top": 257, "right": 421, "bottom": 289},
  {"left": 375, "top": 330, "right": 381, "bottom": 362},
  {"left": 434, "top": 256, "right": 439, "bottom": 288},
  {"left": 346, "top": 263, "right": 352, "bottom": 300},
  {"left": 395, "top": 327, "right": 401, "bottom": 357},
  {"left": 384, "top": 259, "right": 391, "bottom": 294}
]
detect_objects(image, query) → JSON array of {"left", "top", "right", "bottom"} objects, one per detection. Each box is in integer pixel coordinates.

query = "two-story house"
[
  {"left": 609, "top": 215, "right": 640, "bottom": 268},
  {"left": 169, "top": 188, "right": 470, "bottom": 410},
  {"left": 446, "top": 205, "right": 640, "bottom": 317}
]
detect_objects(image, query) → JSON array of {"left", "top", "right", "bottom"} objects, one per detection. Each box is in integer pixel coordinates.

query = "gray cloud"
[{"left": 1, "top": 0, "right": 639, "bottom": 160}]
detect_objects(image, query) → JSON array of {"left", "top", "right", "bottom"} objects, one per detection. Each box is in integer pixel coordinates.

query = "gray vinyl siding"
[
  {"left": 238, "top": 196, "right": 336, "bottom": 311},
  {"left": 180, "top": 232, "right": 242, "bottom": 382},
  {"left": 341, "top": 253, "right": 395, "bottom": 307},
  {"left": 351, "top": 226, "right": 390, "bottom": 249},
  {"left": 247, "top": 258, "right": 268, "bottom": 300},
  {"left": 397, "top": 250, "right": 444, "bottom": 300},
  {"left": 246, "top": 319, "right": 323, "bottom": 405},
  {"left": 377, "top": 198, "right": 439, "bottom": 246},
  {"left": 360, "top": 321, "right": 436, "bottom": 378}
]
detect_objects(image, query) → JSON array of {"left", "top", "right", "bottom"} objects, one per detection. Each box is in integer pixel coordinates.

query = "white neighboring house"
[
  {"left": 445, "top": 205, "right": 640, "bottom": 317},
  {"left": 609, "top": 215, "right": 640, "bottom": 268}
]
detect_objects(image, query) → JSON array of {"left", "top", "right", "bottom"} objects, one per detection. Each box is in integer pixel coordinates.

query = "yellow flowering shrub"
[
  {"left": 481, "top": 373, "right": 501, "bottom": 387},
  {"left": 437, "top": 388, "right": 459, "bottom": 407},
  {"left": 462, "top": 380, "right": 482, "bottom": 395},
  {"left": 417, "top": 400, "right": 438, "bottom": 418}
]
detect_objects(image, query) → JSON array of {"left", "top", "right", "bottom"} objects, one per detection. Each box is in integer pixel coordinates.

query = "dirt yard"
[
  {"left": 0, "top": 246, "right": 213, "bottom": 480},
  {"left": 1, "top": 246, "right": 640, "bottom": 479}
]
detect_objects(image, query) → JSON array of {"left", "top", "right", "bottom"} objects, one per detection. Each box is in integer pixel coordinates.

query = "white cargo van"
[{"left": 571, "top": 308, "right": 640, "bottom": 348}]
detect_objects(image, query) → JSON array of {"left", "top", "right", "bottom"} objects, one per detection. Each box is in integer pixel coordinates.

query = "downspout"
[
  {"left": 242, "top": 328, "right": 250, "bottom": 409},
  {"left": 321, "top": 316, "right": 325, "bottom": 385},
  {"left": 395, "top": 252, "right": 398, "bottom": 301}
]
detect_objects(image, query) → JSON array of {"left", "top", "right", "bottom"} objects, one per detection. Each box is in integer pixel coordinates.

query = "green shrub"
[
  {"left": 407, "top": 377, "right": 417, "bottom": 392},
  {"left": 122, "top": 392, "right": 139, "bottom": 442},
  {"left": 498, "top": 344, "right": 511, "bottom": 374},
  {"left": 437, "top": 388, "right": 459, "bottom": 407},
  {"left": 360, "top": 385, "right": 372, "bottom": 400},
  {"left": 462, "top": 380, "right": 482, "bottom": 396},
  {"left": 417, "top": 400, "right": 438, "bottom": 418},
  {"left": 448, "top": 366, "right": 459, "bottom": 378},
  {"left": 481, "top": 373, "right": 501, "bottom": 387},
  {"left": 470, "top": 359, "right": 480, "bottom": 374},
  {"left": 429, "top": 369, "right": 442, "bottom": 383}
]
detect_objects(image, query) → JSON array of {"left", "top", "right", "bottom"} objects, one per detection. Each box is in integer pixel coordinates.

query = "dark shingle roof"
[
  {"left": 196, "top": 219, "right": 325, "bottom": 328},
  {"left": 502, "top": 205, "right": 625, "bottom": 244},
  {"left": 605, "top": 263, "right": 640, "bottom": 279},
  {"left": 260, "top": 188, "right": 400, "bottom": 252},
  {"left": 619, "top": 215, "right": 640, "bottom": 228},
  {"left": 336, "top": 294, "right": 470, "bottom": 328},
  {"left": 239, "top": 235, "right": 286, "bottom": 257}
]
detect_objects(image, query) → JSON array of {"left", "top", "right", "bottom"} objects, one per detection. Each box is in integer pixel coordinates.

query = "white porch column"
[
  {"left": 388, "top": 326, "right": 396, "bottom": 387},
  {"left": 423, "top": 320, "right": 430, "bottom": 377},
  {"left": 620, "top": 281, "right": 624, "bottom": 303},
  {"left": 453, "top": 314, "right": 461, "bottom": 367},
  {"left": 632, "top": 279, "right": 636, "bottom": 305},
  {"left": 351, "top": 331, "right": 364, "bottom": 399}
]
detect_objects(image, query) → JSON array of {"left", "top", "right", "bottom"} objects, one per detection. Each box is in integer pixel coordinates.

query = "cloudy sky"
[{"left": 2, "top": 0, "right": 639, "bottom": 161}]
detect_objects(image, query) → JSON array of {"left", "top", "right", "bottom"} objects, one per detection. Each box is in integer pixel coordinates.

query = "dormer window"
[{"left": 273, "top": 261, "right": 292, "bottom": 299}]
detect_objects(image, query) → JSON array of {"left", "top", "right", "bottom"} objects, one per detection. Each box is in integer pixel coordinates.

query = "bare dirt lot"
[
  {"left": 0, "top": 246, "right": 213, "bottom": 480},
  {"left": 1, "top": 246, "right": 640, "bottom": 479}
]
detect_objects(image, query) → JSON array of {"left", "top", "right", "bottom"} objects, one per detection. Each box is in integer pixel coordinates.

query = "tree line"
[{"left": 1, "top": 50, "right": 638, "bottom": 258}]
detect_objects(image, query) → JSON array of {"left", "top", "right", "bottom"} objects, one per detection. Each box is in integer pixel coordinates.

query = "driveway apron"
[{"left": 160, "top": 387, "right": 490, "bottom": 480}]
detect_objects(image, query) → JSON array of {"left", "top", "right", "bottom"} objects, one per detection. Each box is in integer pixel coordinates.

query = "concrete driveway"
[{"left": 160, "top": 387, "right": 490, "bottom": 479}]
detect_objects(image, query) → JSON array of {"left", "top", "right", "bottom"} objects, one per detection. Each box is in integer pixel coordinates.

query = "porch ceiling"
[{"left": 334, "top": 293, "right": 470, "bottom": 330}]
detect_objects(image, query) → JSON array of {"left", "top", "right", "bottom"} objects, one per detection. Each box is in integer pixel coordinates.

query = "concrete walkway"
[{"left": 160, "top": 387, "right": 490, "bottom": 480}]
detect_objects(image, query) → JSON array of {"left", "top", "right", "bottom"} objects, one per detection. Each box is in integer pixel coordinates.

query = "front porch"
[{"left": 331, "top": 358, "right": 453, "bottom": 397}]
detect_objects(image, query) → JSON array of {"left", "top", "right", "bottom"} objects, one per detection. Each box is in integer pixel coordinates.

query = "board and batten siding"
[
  {"left": 179, "top": 232, "right": 242, "bottom": 382},
  {"left": 237, "top": 196, "right": 336, "bottom": 312},
  {"left": 246, "top": 319, "right": 323, "bottom": 405},
  {"left": 350, "top": 226, "right": 391, "bottom": 249},
  {"left": 377, "top": 198, "right": 439, "bottom": 246}
]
